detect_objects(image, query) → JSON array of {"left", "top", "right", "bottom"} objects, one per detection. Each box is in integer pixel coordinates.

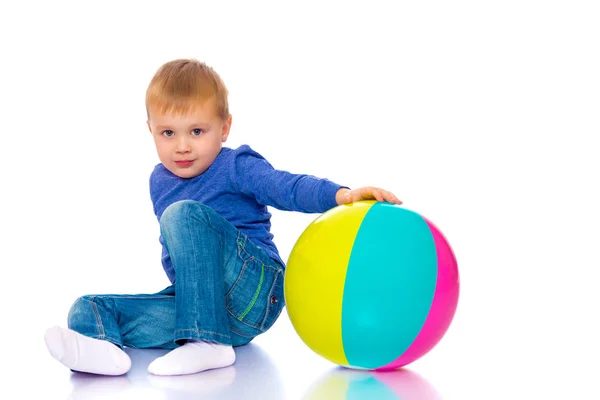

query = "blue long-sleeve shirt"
[{"left": 150, "top": 144, "right": 347, "bottom": 283}]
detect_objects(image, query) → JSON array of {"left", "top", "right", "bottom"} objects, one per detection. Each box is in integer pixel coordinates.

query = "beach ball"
[{"left": 284, "top": 200, "right": 459, "bottom": 370}]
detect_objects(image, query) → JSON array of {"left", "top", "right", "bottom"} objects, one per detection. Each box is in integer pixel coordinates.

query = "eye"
[
  {"left": 162, "top": 130, "right": 174, "bottom": 137},
  {"left": 191, "top": 128, "right": 204, "bottom": 136}
]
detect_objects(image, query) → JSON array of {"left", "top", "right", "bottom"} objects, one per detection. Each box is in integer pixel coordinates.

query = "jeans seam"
[
  {"left": 230, "top": 326, "right": 257, "bottom": 339},
  {"left": 89, "top": 296, "right": 106, "bottom": 338},
  {"left": 237, "top": 231, "right": 247, "bottom": 258},
  {"left": 90, "top": 334, "right": 123, "bottom": 348},
  {"left": 238, "top": 263, "right": 264, "bottom": 321},
  {"left": 225, "top": 256, "right": 252, "bottom": 299},
  {"left": 174, "top": 329, "right": 231, "bottom": 340},
  {"left": 185, "top": 204, "right": 202, "bottom": 289},
  {"left": 235, "top": 231, "right": 239, "bottom": 254},
  {"left": 225, "top": 306, "right": 261, "bottom": 330},
  {"left": 92, "top": 295, "right": 174, "bottom": 300},
  {"left": 195, "top": 203, "right": 222, "bottom": 236},
  {"left": 261, "top": 269, "right": 282, "bottom": 330}
]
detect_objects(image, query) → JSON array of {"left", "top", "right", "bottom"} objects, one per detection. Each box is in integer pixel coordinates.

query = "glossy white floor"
[
  {"left": 36, "top": 308, "right": 451, "bottom": 400},
  {"left": 3, "top": 1, "right": 599, "bottom": 399},
  {"left": 19, "top": 286, "right": 600, "bottom": 400}
]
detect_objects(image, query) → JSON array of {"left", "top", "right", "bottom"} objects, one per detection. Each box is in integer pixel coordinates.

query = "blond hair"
[{"left": 146, "top": 59, "right": 229, "bottom": 120}]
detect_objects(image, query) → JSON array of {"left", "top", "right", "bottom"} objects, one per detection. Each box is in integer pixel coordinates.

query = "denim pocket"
[{"left": 225, "top": 235, "right": 285, "bottom": 333}]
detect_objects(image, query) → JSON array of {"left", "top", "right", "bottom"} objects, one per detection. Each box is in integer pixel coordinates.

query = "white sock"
[
  {"left": 147, "top": 340, "right": 235, "bottom": 376},
  {"left": 44, "top": 326, "right": 131, "bottom": 376}
]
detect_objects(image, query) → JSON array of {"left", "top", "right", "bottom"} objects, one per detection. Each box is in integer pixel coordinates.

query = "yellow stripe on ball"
[{"left": 285, "top": 201, "right": 374, "bottom": 365}]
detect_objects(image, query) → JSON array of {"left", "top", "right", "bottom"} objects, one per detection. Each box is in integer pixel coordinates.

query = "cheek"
[
  {"left": 153, "top": 139, "right": 171, "bottom": 158},
  {"left": 195, "top": 137, "right": 219, "bottom": 153},
  {"left": 212, "top": 132, "right": 224, "bottom": 145}
]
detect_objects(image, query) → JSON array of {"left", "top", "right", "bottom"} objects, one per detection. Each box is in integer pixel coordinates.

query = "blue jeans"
[{"left": 67, "top": 200, "right": 286, "bottom": 348}]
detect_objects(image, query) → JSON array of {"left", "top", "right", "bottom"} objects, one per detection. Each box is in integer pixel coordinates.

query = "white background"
[{"left": 1, "top": 1, "right": 599, "bottom": 399}]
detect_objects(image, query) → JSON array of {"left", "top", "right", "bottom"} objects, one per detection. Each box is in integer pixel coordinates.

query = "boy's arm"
[{"left": 232, "top": 146, "right": 349, "bottom": 213}]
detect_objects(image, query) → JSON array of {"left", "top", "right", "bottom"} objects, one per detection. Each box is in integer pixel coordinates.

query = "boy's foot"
[
  {"left": 44, "top": 326, "right": 131, "bottom": 376},
  {"left": 147, "top": 340, "right": 235, "bottom": 376}
]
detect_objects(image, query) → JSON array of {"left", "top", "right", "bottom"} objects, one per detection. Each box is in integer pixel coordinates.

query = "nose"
[{"left": 175, "top": 135, "right": 191, "bottom": 153}]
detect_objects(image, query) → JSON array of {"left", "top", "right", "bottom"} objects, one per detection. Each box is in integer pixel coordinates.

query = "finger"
[
  {"left": 384, "top": 191, "right": 402, "bottom": 204},
  {"left": 363, "top": 187, "right": 379, "bottom": 202},
  {"left": 345, "top": 192, "right": 353, "bottom": 203},
  {"left": 354, "top": 188, "right": 370, "bottom": 202},
  {"left": 373, "top": 189, "right": 384, "bottom": 202},
  {"left": 376, "top": 189, "right": 398, "bottom": 204},
  {"left": 389, "top": 195, "right": 402, "bottom": 204}
]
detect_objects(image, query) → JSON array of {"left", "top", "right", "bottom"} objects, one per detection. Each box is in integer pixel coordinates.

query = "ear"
[
  {"left": 221, "top": 115, "right": 233, "bottom": 142},
  {"left": 147, "top": 120, "right": 152, "bottom": 134}
]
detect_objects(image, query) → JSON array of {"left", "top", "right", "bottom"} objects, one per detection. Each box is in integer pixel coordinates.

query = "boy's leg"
[
  {"left": 147, "top": 200, "right": 238, "bottom": 375},
  {"left": 46, "top": 199, "right": 286, "bottom": 376},
  {"left": 45, "top": 290, "right": 179, "bottom": 375},
  {"left": 148, "top": 200, "right": 285, "bottom": 376}
]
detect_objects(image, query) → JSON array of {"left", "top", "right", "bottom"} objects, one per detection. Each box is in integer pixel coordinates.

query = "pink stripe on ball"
[{"left": 376, "top": 217, "right": 459, "bottom": 370}]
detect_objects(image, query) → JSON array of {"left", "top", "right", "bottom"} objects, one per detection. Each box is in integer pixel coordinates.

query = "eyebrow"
[{"left": 155, "top": 123, "right": 210, "bottom": 131}]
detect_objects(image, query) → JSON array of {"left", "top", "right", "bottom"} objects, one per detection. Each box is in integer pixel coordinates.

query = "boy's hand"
[{"left": 336, "top": 187, "right": 403, "bottom": 205}]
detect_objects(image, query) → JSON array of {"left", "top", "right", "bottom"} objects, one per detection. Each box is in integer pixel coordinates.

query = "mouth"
[{"left": 175, "top": 160, "right": 194, "bottom": 167}]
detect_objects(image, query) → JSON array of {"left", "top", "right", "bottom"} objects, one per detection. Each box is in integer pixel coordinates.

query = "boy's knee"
[
  {"left": 160, "top": 200, "right": 212, "bottom": 230},
  {"left": 67, "top": 295, "right": 94, "bottom": 328}
]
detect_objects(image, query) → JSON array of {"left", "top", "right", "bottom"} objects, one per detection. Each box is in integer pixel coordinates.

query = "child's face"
[{"left": 147, "top": 99, "right": 231, "bottom": 178}]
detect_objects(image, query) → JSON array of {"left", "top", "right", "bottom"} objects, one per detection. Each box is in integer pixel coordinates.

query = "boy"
[{"left": 44, "top": 59, "right": 402, "bottom": 376}]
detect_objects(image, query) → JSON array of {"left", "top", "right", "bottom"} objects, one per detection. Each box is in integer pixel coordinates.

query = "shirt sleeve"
[{"left": 232, "top": 145, "right": 348, "bottom": 213}]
